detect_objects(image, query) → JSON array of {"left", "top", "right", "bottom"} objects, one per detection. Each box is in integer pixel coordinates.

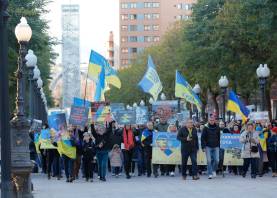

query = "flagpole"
[{"left": 83, "top": 64, "right": 89, "bottom": 107}]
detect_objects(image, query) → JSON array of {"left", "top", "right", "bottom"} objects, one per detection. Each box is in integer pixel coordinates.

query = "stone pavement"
[{"left": 31, "top": 173, "right": 277, "bottom": 198}]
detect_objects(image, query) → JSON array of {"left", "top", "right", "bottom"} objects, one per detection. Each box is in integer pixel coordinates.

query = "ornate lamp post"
[
  {"left": 133, "top": 102, "right": 138, "bottom": 108},
  {"left": 33, "top": 66, "right": 40, "bottom": 119},
  {"left": 218, "top": 76, "right": 229, "bottom": 123},
  {"left": 10, "top": 17, "right": 33, "bottom": 197},
  {"left": 36, "top": 78, "right": 43, "bottom": 121},
  {"left": 193, "top": 83, "right": 201, "bottom": 121},
  {"left": 140, "top": 100, "right": 145, "bottom": 107},
  {"left": 25, "top": 50, "right": 37, "bottom": 120},
  {"left": 0, "top": 0, "right": 13, "bottom": 197},
  {"left": 256, "top": 64, "right": 270, "bottom": 111}
]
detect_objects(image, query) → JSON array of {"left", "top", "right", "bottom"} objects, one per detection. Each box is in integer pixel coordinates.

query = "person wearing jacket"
[
  {"left": 82, "top": 132, "right": 96, "bottom": 182},
  {"left": 201, "top": 116, "right": 221, "bottom": 179},
  {"left": 109, "top": 144, "right": 123, "bottom": 177},
  {"left": 167, "top": 124, "right": 178, "bottom": 177},
  {"left": 177, "top": 119, "right": 199, "bottom": 180},
  {"left": 141, "top": 121, "right": 155, "bottom": 177},
  {"left": 240, "top": 122, "right": 260, "bottom": 178},
  {"left": 91, "top": 123, "right": 112, "bottom": 182},
  {"left": 122, "top": 125, "right": 135, "bottom": 179},
  {"left": 268, "top": 127, "right": 277, "bottom": 177}
]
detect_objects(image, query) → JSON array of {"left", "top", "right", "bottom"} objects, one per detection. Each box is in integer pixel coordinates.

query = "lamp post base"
[{"left": 10, "top": 116, "right": 33, "bottom": 198}]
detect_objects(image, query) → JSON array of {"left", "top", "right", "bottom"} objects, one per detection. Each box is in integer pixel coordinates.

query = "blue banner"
[
  {"left": 73, "top": 97, "right": 91, "bottom": 108},
  {"left": 48, "top": 113, "right": 67, "bottom": 132},
  {"left": 220, "top": 134, "right": 242, "bottom": 149}
]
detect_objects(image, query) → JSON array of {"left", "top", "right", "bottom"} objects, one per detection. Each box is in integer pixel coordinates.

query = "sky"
[{"left": 46, "top": 0, "right": 119, "bottom": 65}]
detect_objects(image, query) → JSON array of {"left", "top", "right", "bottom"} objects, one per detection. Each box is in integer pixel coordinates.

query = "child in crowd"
[{"left": 109, "top": 144, "right": 123, "bottom": 177}]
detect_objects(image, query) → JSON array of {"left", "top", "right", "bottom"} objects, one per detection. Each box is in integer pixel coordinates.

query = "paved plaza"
[{"left": 32, "top": 173, "right": 277, "bottom": 198}]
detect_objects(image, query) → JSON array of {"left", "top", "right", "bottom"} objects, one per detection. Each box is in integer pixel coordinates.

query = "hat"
[
  {"left": 256, "top": 126, "right": 263, "bottom": 132},
  {"left": 272, "top": 127, "right": 277, "bottom": 133}
]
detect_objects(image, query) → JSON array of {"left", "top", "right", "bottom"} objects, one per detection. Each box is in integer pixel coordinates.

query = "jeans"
[
  {"left": 243, "top": 158, "right": 258, "bottom": 176},
  {"left": 123, "top": 150, "right": 133, "bottom": 176},
  {"left": 181, "top": 150, "right": 197, "bottom": 176},
  {"left": 63, "top": 155, "right": 74, "bottom": 179},
  {"left": 96, "top": 151, "right": 109, "bottom": 179},
  {"left": 83, "top": 157, "right": 94, "bottom": 179},
  {"left": 143, "top": 146, "right": 152, "bottom": 176},
  {"left": 269, "top": 151, "right": 277, "bottom": 173},
  {"left": 205, "top": 147, "right": 219, "bottom": 175}
]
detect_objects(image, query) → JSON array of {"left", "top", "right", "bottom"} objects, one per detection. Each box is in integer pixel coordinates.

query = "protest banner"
[
  {"left": 39, "top": 129, "right": 56, "bottom": 149},
  {"left": 113, "top": 110, "right": 136, "bottom": 125},
  {"left": 168, "top": 111, "right": 190, "bottom": 125},
  {"left": 152, "top": 132, "right": 242, "bottom": 166},
  {"left": 69, "top": 105, "right": 89, "bottom": 127},
  {"left": 91, "top": 102, "right": 111, "bottom": 124},
  {"left": 73, "top": 97, "right": 91, "bottom": 108},
  {"left": 152, "top": 100, "right": 178, "bottom": 122},
  {"left": 48, "top": 113, "right": 67, "bottom": 132},
  {"left": 136, "top": 106, "right": 149, "bottom": 125},
  {"left": 249, "top": 111, "right": 269, "bottom": 121}
]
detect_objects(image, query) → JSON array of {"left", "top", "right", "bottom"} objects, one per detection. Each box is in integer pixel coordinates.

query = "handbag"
[{"left": 251, "top": 145, "right": 258, "bottom": 153}]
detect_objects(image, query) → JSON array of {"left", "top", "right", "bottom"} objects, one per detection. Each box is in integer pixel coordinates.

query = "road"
[{"left": 32, "top": 173, "right": 277, "bottom": 198}]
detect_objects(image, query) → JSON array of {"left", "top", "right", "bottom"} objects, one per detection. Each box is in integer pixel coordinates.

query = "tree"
[{"left": 8, "top": 0, "right": 57, "bottom": 113}]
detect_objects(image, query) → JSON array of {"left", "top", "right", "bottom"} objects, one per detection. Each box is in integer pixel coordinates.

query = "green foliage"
[{"left": 7, "top": 0, "right": 57, "bottom": 112}]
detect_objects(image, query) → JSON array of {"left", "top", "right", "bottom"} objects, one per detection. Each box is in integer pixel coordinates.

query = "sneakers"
[
  {"left": 193, "top": 176, "right": 200, "bottom": 180},
  {"left": 112, "top": 173, "right": 115, "bottom": 176},
  {"left": 208, "top": 175, "right": 213, "bottom": 179},
  {"left": 212, "top": 172, "right": 217, "bottom": 178},
  {"left": 170, "top": 172, "right": 175, "bottom": 177},
  {"left": 126, "top": 175, "right": 131, "bottom": 179},
  {"left": 115, "top": 174, "right": 119, "bottom": 178},
  {"left": 272, "top": 173, "right": 277, "bottom": 177},
  {"left": 182, "top": 176, "right": 187, "bottom": 180}
]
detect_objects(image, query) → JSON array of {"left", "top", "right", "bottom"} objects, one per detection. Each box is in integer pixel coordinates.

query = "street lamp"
[
  {"left": 140, "top": 100, "right": 145, "bottom": 106},
  {"left": 133, "top": 102, "right": 138, "bottom": 108},
  {"left": 256, "top": 64, "right": 270, "bottom": 111},
  {"left": 25, "top": 49, "right": 37, "bottom": 120},
  {"left": 149, "top": 97, "right": 154, "bottom": 105},
  {"left": 218, "top": 76, "right": 229, "bottom": 123},
  {"left": 0, "top": 1, "right": 13, "bottom": 197},
  {"left": 193, "top": 84, "right": 201, "bottom": 121},
  {"left": 10, "top": 17, "right": 33, "bottom": 197},
  {"left": 160, "top": 93, "right": 166, "bottom": 101}
]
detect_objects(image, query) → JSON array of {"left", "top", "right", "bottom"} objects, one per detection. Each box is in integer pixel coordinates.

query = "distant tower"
[
  {"left": 107, "top": 31, "right": 114, "bottom": 67},
  {"left": 61, "top": 4, "right": 81, "bottom": 108}
]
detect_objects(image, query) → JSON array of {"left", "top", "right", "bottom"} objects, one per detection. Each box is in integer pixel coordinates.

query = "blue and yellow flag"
[
  {"left": 88, "top": 50, "right": 121, "bottom": 88},
  {"left": 141, "top": 129, "right": 151, "bottom": 142},
  {"left": 175, "top": 71, "right": 202, "bottom": 111},
  {"left": 138, "top": 55, "right": 163, "bottom": 101},
  {"left": 227, "top": 90, "right": 250, "bottom": 123},
  {"left": 57, "top": 132, "right": 76, "bottom": 159}
]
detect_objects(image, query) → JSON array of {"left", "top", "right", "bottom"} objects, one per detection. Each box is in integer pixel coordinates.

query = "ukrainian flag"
[
  {"left": 175, "top": 71, "right": 202, "bottom": 111},
  {"left": 138, "top": 55, "right": 163, "bottom": 101},
  {"left": 57, "top": 132, "right": 76, "bottom": 159},
  {"left": 227, "top": 90, "right": 250, "bottom": 123},
  {"left": 141, "top": 129, "right": 151, "bottom": 142}
]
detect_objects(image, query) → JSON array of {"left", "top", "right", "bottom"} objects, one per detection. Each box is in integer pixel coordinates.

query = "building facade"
[
  {"left": 61, "top": 4, "right": 81, "bottom": 108},
  {"left": 119, "top": 0, "right": 197, "bottom": 68}
]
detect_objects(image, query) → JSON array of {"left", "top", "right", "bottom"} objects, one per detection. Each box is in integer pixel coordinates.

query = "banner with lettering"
[
  {"left": 69, "top": 105, "right": 89, "bottom": 127},
  {"left": 136, "top": 106, "right": 149, "bottom": 125},
  {"left": 113, "top": 110, "right": 136, "bottom": 125}
]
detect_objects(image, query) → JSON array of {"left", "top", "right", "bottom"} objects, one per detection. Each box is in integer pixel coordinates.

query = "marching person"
[
  {"left": 109, "top": 144, "right": 123, "bottom": 177},
  {"left": 122, "top": 125, "right": 135, "bottom": 179},
  {"left": 177, "top": 119, "right": 199, "bottom": 180},
  {"left": 240, "top": 122, "right": 260, "bottom": 179},
  {"left": 201, "top": 116, "right": 221, "bottom": 179},
  {"left": 167, "top": 123, "right": 178, "bottom": 177},
  {"left": 82, "top": 132, "right": 96, "bottom": 182},
  {"left": 268, "top": 127, "right": 277, "bottom": 177}
]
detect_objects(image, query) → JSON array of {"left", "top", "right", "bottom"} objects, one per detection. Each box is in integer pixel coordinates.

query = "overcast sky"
[{"left": 46, "top": 0, "right": 119, "bottom": 65}]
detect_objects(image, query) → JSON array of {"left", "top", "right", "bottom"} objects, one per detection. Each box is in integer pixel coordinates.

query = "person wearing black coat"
[
  {"left": 82, "top": 132, "right": 96, "bottom": 182},
  {"left": 201, "top": 117, "right": 221, "bottom": 179},
  {"left": 177, "top": 119, "right": 199, "bottom": 180}
]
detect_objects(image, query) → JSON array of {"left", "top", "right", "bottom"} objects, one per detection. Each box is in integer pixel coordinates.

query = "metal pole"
[
  {"left": 33, "top": 83, "right": 37, "bottom": 119},
  {"left": 0, "top": 0, "right": 13, "bottom": 197},
  {"left": 222, "top": 87, "right": 226, "bottom": 123},
  {"left": 28, "top": 67, "right": 34, "bottom": 120},
  {"left": 259, "top": 78, "right": 266, "bottom": 111}
]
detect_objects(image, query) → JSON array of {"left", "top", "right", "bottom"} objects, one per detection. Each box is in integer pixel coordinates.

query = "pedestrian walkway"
[{"left": 32, "top": 173, "right": 277, "bottom": 198}]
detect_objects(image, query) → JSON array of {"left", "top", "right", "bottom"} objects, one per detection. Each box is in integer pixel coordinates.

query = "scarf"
[{"left": 123, "top": 128, "right": 134, "bottom": 151}]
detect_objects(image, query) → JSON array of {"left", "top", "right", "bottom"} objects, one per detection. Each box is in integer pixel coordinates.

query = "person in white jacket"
[{"left": 240, "top": 122, "right": 260, "bottom": 178}]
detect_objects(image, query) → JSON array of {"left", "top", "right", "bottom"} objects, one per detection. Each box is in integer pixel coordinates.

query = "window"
[
  {"left": 121, "top": 59, "right": 129, "bottom": 65},
  {"left": 152, "top": 13, "right": 160, "bottom": 19},
  {"left": 121, "top": 3, "right": 128, "bottom": 9},
  {"left": 130, "top": 25, "right": 137, "bottom": 31},
  {"left": 130, "top": 48, "right": 137, "bottom": 53},
  {"left": 144, "top": 25, "right": 151, "bottom": 31},
  {"left": 121, "top": 48, "right": 128, "bottom": 53},
  {"left": 177, "top": 4, "right": 182, "bottom": 9},
  {"left": 152, "top": 2, "right": 160, "bottom": 8},
  {"left": 121, "top": 25, "right": 128, "bottom": 31},
  {"left": 121, "top": 14, "right": 128, "bottom": 20},
  {"left": 144, "top": 2, "right": 152, "bottom": 8},
  {"left": 129, "top": 36, "right": 137, "bottom": 42},
  {"left": 153, "top": 36, "right": 160, "bottom": 42},
  {"left": 144, "top": 36, "right": 152, "bottom": 42},
  {"left": 153, "top": 25, "right": 159, "bottom": 31},
  {"left": 121, "top": 36, "right": 128, "bottom": 43},
  {"left": 183, "top": 4, "right": 192, "bottom": 10},
  {"left": 130, "top": 14, "right": 137, "bottom": 20},
  {"left": 144, "top": 13, "right": 152, "bottom": 20},
  {"left": 130, "top": 3, "right": 137, "bottom": 8},
  {"left": 182, "top": 15, "right": 190, "bottom": 20}
]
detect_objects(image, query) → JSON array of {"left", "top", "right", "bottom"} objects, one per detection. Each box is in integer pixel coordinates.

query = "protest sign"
[
  {"left": 136, "top": 106, "right": 149, "bottom": 125},
  {"left": 48, "top": 113, "right": 67, "bottom": 132},
  {"left": 91, "top": 102, "right": 111, "bottom": 123},
  {"left": 221, "top": 134, "right": 243, "bottom": 166},
  {"left": 168, "top": 111, "right": 190, "bottom": 125},
  {"left": 73, "top": 97, "right": 91, "bottom": 108},
  {"left": 114, "top": 110, "right": 136, "bottom": 125},
  {"left": 39, "top": 129, "right": 56, "bottom": 149},
  {"left": 152, "top": 100, "right": 178, "bottom": 122},
  {"left": 69, "top": 105, "right": 89, "bottom": 127},
  {"left": 249, "top": 111, "right": 269, "bottom": 121}
]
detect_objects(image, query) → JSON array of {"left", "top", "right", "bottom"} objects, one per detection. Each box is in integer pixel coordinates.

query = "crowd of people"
[{"left": 29, "top": 116, "right": 277, "bottom": 183}]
